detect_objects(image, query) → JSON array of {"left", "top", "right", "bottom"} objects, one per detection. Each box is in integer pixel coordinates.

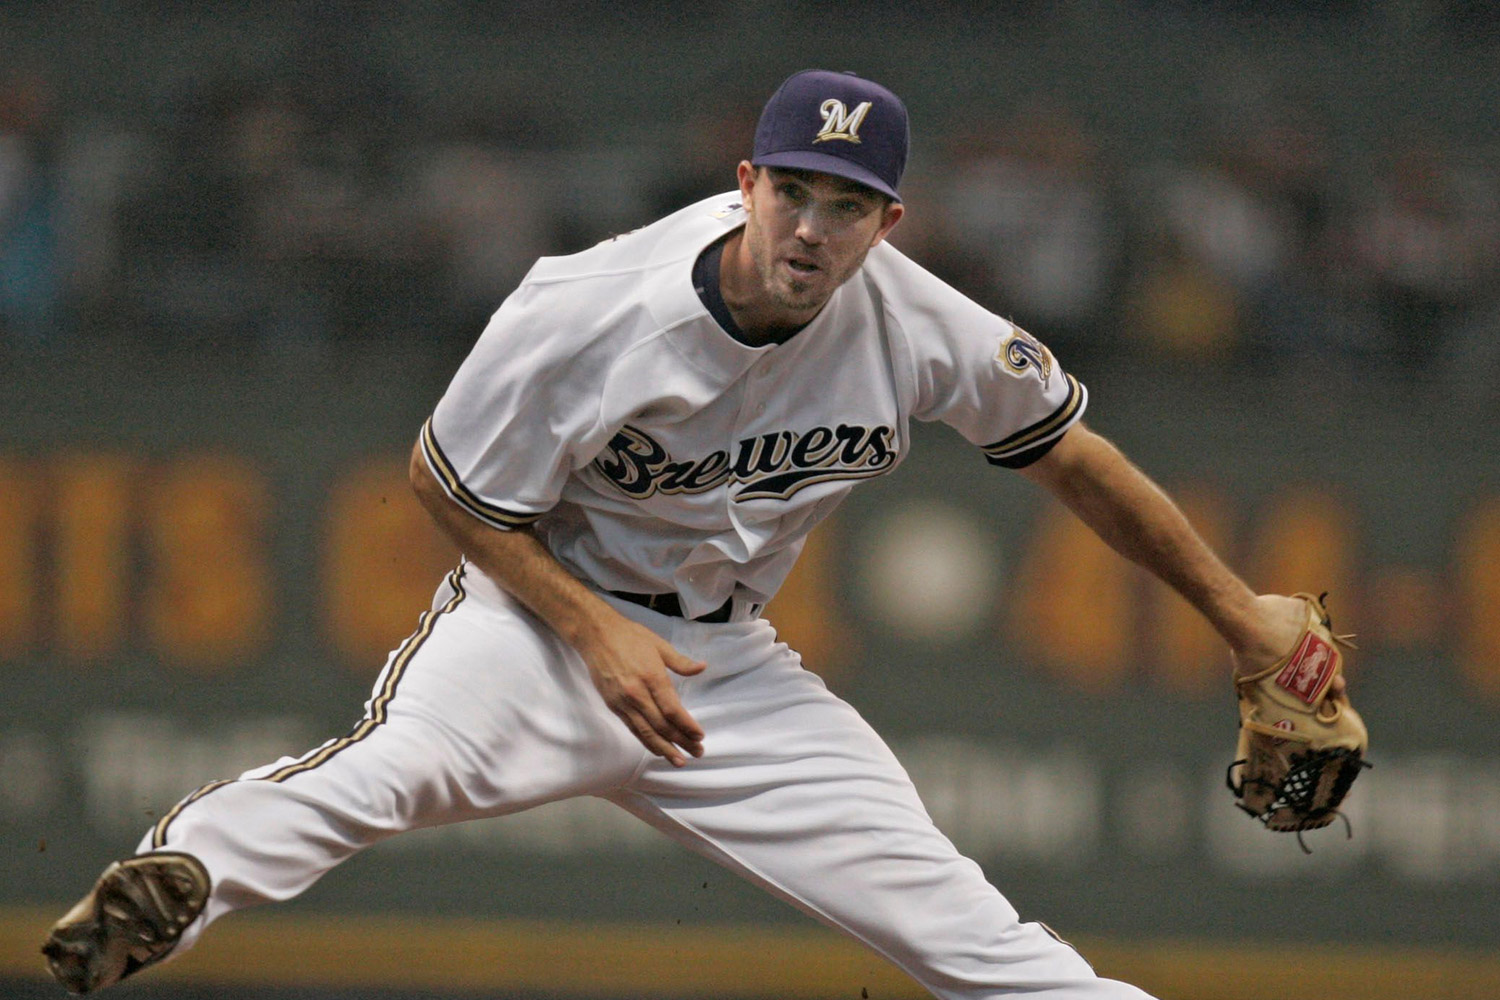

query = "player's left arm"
[{"left": 1017, "top": 422, "right": 1310, "bottom": 673}]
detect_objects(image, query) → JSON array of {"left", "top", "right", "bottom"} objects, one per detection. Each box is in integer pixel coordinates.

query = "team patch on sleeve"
[
  {"left": 996, "top": 326, "right": 1055, "bottom": 387},
  {"left": 980, "top": 373, "right": 1086, "bottom": 468},
  {"left": 420, "top": 417, "right": 545, "bottom": 530}
]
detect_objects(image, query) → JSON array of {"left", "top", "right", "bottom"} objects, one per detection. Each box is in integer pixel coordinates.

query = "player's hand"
[
  {"left": 577, "top": 619, "right": 707, "bottom": 767},
  {"left": 1231, "top": 593, "right": 1347, "bottom": 696}
]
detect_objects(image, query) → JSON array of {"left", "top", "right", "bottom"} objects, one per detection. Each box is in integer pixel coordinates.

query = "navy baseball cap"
[{"left": 752, "top": 69, "right": 909, "bottom": 202}]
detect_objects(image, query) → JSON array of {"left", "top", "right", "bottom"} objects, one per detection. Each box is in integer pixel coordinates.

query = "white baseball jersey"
[
  {"left": 420, "top": 192, "right": 1085, "bottom": 617},
  {"left": 135, "top": 191, "right": 1155, "bottom": 1000}
]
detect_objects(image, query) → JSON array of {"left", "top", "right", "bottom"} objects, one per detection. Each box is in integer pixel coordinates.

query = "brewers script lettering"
[{"left": 594, "top": 424, "right": 897, "bottom": 501}]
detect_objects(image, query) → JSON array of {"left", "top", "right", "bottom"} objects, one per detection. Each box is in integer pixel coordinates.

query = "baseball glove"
[{"left": 1226, "top": 593, "right": 1369, "bottom": 847}]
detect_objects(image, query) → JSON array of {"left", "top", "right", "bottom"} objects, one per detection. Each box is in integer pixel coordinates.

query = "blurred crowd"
[{"left": 2, "top": 62, "right": 1498, "bottom": 396}]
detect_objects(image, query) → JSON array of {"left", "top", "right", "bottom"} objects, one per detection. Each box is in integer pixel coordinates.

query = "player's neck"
[{"left": 718, "top": 230, "right": 823, "bottom": 346}]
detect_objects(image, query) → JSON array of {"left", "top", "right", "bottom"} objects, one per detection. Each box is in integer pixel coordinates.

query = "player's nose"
[{"left": 793, "top": 209, "right": 828, "bottom": 245}]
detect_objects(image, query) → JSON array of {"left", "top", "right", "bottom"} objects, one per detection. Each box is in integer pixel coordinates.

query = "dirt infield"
[{"left": 3, "top": 907, "right": 1497, "bottom": 999}]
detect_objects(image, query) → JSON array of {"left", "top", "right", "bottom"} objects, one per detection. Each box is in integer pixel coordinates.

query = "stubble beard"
[{"left": 745, "top": 225, "right": 862, "bottom": 315}]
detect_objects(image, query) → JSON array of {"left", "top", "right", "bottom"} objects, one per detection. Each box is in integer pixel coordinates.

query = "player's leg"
[
  {"left": 43, "top": 565, "right": 642, "bottom": 992},
  {"left": 613, "top": 616, "right": 1155, "bottom": 1000}
]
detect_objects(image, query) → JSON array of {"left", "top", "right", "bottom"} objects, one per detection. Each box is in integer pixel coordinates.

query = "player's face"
[{"left": 737, "top": 164, "right": 903, "bottom": 317}]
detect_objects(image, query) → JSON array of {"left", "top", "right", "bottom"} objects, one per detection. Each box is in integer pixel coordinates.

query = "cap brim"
[{"left": 751, "top": 150, "right": 901, "bottom": 202}]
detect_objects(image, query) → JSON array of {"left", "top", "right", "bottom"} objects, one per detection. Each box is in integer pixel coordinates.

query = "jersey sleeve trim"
[
  {"left": 420, "top": 417, "right": 546, "bottom": 531},
  {"left": 980, "top": 373, "right": 1087, "bottom": 469}
]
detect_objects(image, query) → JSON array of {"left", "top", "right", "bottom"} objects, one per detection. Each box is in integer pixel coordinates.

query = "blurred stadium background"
[{"left": 2, "top": 2, "right": 1498, "bottom": 998}]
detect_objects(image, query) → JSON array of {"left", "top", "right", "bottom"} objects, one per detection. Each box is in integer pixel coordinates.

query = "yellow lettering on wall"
[
  {"left": 54, "top": 454, "right": 134, "bottom": 659},
  {"left": 1011, "top": 504, "right": 1134, "bottom": 690},
  {"left": 0, "top": 458, "right": 40, "bottom": 657},
  {"left": 764, "top": 519, "right": 854, "bottom": 684},
  {"left": 1145, "top": 486, "right": 1233, "bottom": 695},
  {"left": 1457, "top": 496, "right": 1500, "bottom": 697},
  {"left": 323, "top": 459, "right": 458, "bottom": 672},
  {"left": 142, "top": 455, "right": 273, "bottom": 668}
]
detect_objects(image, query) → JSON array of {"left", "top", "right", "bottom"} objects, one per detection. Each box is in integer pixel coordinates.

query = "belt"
[{"left": 608, "top": 590, "right": 734, "bottom": 623}]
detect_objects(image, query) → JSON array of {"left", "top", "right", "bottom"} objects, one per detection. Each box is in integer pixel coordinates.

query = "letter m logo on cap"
[{"left": 815, "top": 99, "right": 872, "bottom": 143}]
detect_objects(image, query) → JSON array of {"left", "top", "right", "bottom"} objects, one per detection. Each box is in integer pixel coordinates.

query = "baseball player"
[{"left": 43, "top": 70, "right": 1328, "bottom": 998}]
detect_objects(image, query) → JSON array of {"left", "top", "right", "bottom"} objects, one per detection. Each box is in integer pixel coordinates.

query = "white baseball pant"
[{"left": 143, "top": 563, "right": 1155, "bottom": 1000}]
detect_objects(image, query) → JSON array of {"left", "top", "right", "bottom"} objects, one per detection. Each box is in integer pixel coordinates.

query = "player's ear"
[
  {"left": 736, "top": 161, "right": 758, "bottom": 207},
  {"left": 870, "top": 200, "right": 904, "bottom": 247}
]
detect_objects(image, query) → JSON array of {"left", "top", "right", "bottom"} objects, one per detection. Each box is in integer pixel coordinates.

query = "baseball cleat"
[{"left": 41, "top": 852, "right": 210, "bottom": 994}]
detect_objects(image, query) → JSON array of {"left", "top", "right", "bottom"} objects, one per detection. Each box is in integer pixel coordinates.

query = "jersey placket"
[{"left": 721, "top": 352, "right": 783, "bottom": 577}]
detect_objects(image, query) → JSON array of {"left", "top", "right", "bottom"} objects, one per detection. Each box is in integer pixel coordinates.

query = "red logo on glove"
[{"left": 1275, "top": 633, "right": 1337, "bottom": 704}]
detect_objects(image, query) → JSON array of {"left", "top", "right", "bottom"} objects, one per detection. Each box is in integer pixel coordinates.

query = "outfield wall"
[{"left": 2, "top": 346, "right": 1497, "bottom": 997}]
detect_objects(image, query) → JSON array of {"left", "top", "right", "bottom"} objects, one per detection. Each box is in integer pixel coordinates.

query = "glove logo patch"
[{"left": 1275, "top": 633, "right": 1337, "bottom": 704}]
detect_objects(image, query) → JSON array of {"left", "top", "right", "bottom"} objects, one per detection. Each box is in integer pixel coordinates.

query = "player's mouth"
[{"left": 784, "top": 256, "right": 821, "bottom": 277}]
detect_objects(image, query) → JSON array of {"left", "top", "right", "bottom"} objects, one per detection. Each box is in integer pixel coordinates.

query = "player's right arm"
[
  {"left": 411, "top": 245, "right": 716, "bottom": 767},
  {"left": 409, "top": 434, "right": 706, "bottom": 768}
]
